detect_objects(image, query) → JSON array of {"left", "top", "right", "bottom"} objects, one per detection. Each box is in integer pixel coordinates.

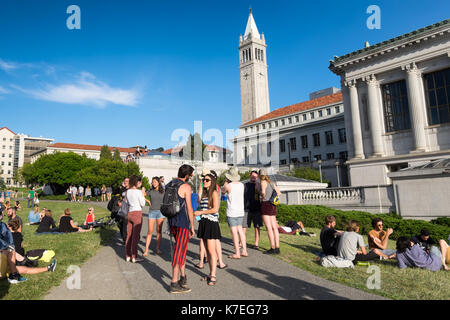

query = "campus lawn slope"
[
  {"left": 219, "top": 224, "right": 450, "bottom": 300},
  {"left": 0, "top": 201, "right": 116, "bottom": 300}
]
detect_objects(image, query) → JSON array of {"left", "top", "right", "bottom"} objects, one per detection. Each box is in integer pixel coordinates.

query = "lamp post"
[
  {"left": 335, "top": 161, "right": 341, "bottom": 187},
  {"left": 317, "top": 159, "right": 322, "bottom": 183}
]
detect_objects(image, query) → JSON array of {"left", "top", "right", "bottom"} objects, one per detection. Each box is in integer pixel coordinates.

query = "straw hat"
[
  {"left": 225, "top": 167, "right": 241, "bottom": 182},
  {"left": 200, "top": 168, "right": 211, "bottom": 177}
]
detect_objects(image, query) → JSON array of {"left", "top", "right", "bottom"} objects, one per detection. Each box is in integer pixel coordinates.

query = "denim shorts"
[
  {"left": 148, "top": 210, "right": 164, "bottom": 220},
  {"left": 227, "top": 216, "right": 244, "bottom": 227}
]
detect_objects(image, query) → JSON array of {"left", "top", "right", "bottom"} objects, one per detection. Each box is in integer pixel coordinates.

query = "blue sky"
[{"left": 0, "top": 0, "right": 449, "bottom": 150}]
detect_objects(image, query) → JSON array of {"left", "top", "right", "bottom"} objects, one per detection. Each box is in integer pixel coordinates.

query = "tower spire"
[{"left": 244, "top": 8, "right": 260, "bottom": 40}]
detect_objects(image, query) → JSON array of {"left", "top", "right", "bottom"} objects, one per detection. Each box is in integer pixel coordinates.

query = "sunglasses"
[{"left": 202, "top": 178, "right": 211, "bottom": 182}]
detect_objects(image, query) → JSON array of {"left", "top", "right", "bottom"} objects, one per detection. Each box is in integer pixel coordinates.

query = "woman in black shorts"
[{"left": 194, "top": 173, "right": 221, "bottom": 286}]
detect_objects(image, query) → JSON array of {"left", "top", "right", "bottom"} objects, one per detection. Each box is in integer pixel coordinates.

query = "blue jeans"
[{"left": 148, "top": 210, "right": 164, "bottom": 220}]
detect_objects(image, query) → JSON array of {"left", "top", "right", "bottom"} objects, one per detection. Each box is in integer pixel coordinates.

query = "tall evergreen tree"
[{"left": 100, "top": 145, "right": 113, "bottom": 160}]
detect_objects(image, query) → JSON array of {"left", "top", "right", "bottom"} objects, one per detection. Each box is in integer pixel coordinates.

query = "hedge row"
[{"left": 218, "top": 202, "right": 450, "bottom": 241}]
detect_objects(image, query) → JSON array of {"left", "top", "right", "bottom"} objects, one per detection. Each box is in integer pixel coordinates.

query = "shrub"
[{"left": 430, "top": 217, "right": 450, "bottom": 228}]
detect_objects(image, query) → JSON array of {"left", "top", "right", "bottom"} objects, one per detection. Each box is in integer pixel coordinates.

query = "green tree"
[
  {"left": 289, "top": 166, "right": 329, "bottom": 184},
  {"left": 100, "top": 145, "right": 113, "bottom": 160},
  {"left": 113, "top": 148, "right": 121, "bottom": 161},
  {"left": 20, "top": 152, "right": 96, "bottom": 193},
  {"left": 0, "top": 177, "right": 5, "bottom": 190},
  {"left": 182, "top": 133, "right": 209, "bottom": 161},
  {"left": 151, "top": 147, "right": 164, "bottom": 152}
]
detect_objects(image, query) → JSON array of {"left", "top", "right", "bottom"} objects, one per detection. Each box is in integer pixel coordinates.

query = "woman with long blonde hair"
[{"left": 259, "top": 169, "right": 281, "bottom": 254}]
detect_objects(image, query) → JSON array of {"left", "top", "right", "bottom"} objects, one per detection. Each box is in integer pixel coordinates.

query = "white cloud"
[
  {"left": 0, "top": 86, "right": 9, "bottom": 94},
  {"left": 0, "top": 59, "right": 18, "bottom": 72},
  {"left": 13, "top": 73, "right": 140, "bottom": 108}
]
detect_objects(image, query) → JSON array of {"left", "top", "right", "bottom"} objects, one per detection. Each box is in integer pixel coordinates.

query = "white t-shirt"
[
  {"left": 226, "top": 182, "right": 245, "bottom": 218},
  {"left": 126, "top": 189, "right": 146, "bottom": 212}
]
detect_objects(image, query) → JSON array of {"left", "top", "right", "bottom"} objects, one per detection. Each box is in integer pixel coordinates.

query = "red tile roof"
[
  {"left": 48, "top": 143, "right": 137, "bottom": 154},
  {"left": 0, "top": 127, "right": 17, "bottom": 135},
  {"left": 242, "top": 92, "right": 343, "bottom": 126}
]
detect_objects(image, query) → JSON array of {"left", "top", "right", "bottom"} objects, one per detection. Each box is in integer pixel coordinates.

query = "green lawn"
[
  {"left": 0, "top": 201, "right": 116, "bottom": 300},
  {"left": 219, "top": 223, "right": 450, "bottom": 300}
]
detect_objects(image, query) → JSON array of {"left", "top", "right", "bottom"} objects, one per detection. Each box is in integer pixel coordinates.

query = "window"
[
  {"left": 1, "top": 161, "right": 3, "bottom": 165},
  {"left": 339, "top": 151, "right": 348, "bottom": 161},
  {"left": 280, "top": 139, "right": 286, "bottom": 153},
  {"left": 9, "top": 154, "right": 11, "bottom": 158},
  {"left": 338, "top": 128, "right": 346, "bottom": 143},
  {"left": 335, "top": 106, "right": 341, "bottom": 113},
  {"left": 288, "top": 118, "right": 292, "bottom": 124},
  {"left": 281, "top": 119, "right": 285, "bottom": 126},
  {"left": 382, "top": 80, "right": 411, "bottom": 132},
  {"left": 280, "top": 159, "right": 287, "bottom": 165},
  {"left": 274, "top": 121, "right": 278, "bottom": 127},
  {"left": 291, "top": 158, "right": 298, "bottom": 163},
  {"left": 2, "top": 154, "right": 4, "bottom": 158},
  {"left": 327, "top": 108, "right": 331, "bottom": 115},
  {"left": 314, "top": 155, "right": 322, "bottom": 161},
  {"left": 8, "top": 162, "right": 11, "bottom": 166},
  {"left": 325, "top": 131, "right": 334, "bottom": 145},
  {"left": 295, "top": 116, "right": 299, "bottom": 122},
  {"left": 327, "top": 153, "right": 335, "bottom": 160},
  {"left": 2, "top": 146, "right": 4, "bottom": 149},
  {"left": 245, "top": 128, "right": 248, "bottom": 133},
  {"left": 267, "top": 141, "right": 271, "bottom": 157},
  {"left": 302, "top": 114, "right": 307, "bottom": 121},
  {"left": 319, "top": 110, "right": 323, "bottom": 117},
  {"left": 310, "top": 112, "right": 315, "bottom": 119},
  {"left": 313, "top": 133, "right": 320, "bottom": 147},
  {"left": 289, "top": 137, "right": 297, "bottom": 150},
  {"left": 302, "top": 156, "right": 310, "bottom": 163},
  {"left": 268, "top": 122, "right": 272, "bottom": 128},
  {"left": 262, "top": 123, "right": 266, "bottom": 129},
  {"left": 424, "top": 67, "right": 450, "bottom": 125},
  {"left": 301, "top": 135, "right": 308, "bottom": 149}
]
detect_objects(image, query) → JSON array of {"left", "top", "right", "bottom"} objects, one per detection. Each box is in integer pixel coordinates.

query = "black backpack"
[{"left": 160, "top": 180, "right": 185, "bottom": 218}]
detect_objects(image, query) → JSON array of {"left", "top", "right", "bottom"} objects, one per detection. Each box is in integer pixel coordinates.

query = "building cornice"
[
  {"left": 346, "top": 149, "right": 450, "bottom": 166},
  {"left": 329, "top": 19, "right": 450, "bottom": 75}
]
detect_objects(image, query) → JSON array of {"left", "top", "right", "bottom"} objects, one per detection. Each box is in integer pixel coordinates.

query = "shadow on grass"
[{"left": 0, "top": 279, "right": 10, "bottom": 299}]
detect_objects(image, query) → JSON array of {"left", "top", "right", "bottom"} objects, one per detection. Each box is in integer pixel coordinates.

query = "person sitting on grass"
[
  {"left": 0, "top": 211, "right": 27, "bottom": 283},
  {"left": 320, "top": 215, "right": 343, "bottom": 256},
  {"left": 7, "top": 220, "right": 57, "bottom": 274},
  {"left": 36, "top": 209, "right": 57, "bottom": 233},
  {"left": 6, "top": 207, "right": 22, "bottom": 233},
  {"left": 83, "top": 207, "right": 95, "bottom": 227},
  {"left": 28, "top": 205, "right": 41, "bottom": 225},
  {"left": 280, "top": 220, "right": 315, "bottom": 236},
  {"left": 394, "top": 236, "right": 449, "bottom": 271},
  {"left": 337, "top": 220, "right": 379, "bottom": 264},
  {"left": 58, "top": 208, "right": 92, "bottom": 233},
  {"left": 14, "top": 201, "right": 22, "bottom": 212},
  {"left": 411, "top": 229, "right": 436, "bottom": 255},
  {"left": 368, "top": 218, "right": 395, "bottom": 260}
]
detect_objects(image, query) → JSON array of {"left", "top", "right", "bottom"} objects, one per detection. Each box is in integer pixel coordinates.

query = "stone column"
[
  {"left": 365, "top": 74, "right": 384, "bottom": 157},
  {"left": 346, "top": 80, "right": 365, "bottom": 159},
  {"left": 402, "top": 62, "right": 427, "bottom": 152}
]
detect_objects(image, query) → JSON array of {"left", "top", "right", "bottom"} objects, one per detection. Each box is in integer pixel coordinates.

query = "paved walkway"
[{"left": 45, "top": 203, "right": 386, "bottom": 300}]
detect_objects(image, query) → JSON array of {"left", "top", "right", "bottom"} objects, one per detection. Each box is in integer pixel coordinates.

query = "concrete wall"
[{"left": 392, "top": 174, "right": 450, "bottom": 220}]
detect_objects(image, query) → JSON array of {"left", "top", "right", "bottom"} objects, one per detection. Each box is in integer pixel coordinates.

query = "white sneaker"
[{"left": 126, "top": 257, "right": 131, "bottom": 262}]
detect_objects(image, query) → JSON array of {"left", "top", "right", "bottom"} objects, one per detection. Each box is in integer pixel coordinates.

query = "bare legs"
[
  {"left": 229, "top": 225, "right": 248, "bottom": 258},
  {"left": 144, "top": 218, "right": 164, "bottom": 256},
  {"left": 262, "top": 215, "right": 279, "bottom": 250},
  {"left": 204, "top": 239, "right": 217, "bottom": 284},
  {"left": 439, "top": 239, "right": 449, "bottom": 271}
]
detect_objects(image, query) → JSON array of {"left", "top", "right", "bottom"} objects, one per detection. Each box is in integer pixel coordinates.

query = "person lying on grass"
[
  {"left": 393, "top": 236, "right": 450, "bottom": 271},
  {"left": 337, "top": 220, "right": 379, "bottom": 264},
  {"left": 58, "top": 208, "right": 92, "bottom": 233},
  {"left": 7, "top": 220, "right": 57, "bottom": 274},
  {"left": 367, "top": 218, "right": 395, "bottom": 260}
]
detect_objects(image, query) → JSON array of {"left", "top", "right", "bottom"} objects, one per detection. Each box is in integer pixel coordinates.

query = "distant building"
[
  {"left": 0, "top": 127, "right": 54, "bottom": 186},
  {"left": 329, "top": 18, "right": 450, "bottom": 187},
  {"left": 163, "top": 144, "right": 232, "bottom": 163},
  {"left": 30, "top": 143, "right": 136, "bottom": 163}
]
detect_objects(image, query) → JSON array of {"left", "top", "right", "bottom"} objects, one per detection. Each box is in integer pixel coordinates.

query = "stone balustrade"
[{"left": 296, "top": 186, "right": 363, "bottom": 203}]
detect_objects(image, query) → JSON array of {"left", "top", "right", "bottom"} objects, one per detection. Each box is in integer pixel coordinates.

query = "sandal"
[
  {"left": 195, "top": 263, "right": 204, "bottom": 269},
  {"left": 218, "top": 264, "right": 228, "bottom": 269},
  {"left": 207, "top": 276, "right": 217, "bottom": 286}
]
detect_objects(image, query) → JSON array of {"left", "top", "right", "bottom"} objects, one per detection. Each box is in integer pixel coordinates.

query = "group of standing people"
[{"left": 67, "top": 185, "right": 112, "bottom": 202}]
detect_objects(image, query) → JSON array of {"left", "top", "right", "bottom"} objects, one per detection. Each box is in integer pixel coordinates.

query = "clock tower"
[{"left": 239, "top": 9, "right": 270, "bottom": 124}]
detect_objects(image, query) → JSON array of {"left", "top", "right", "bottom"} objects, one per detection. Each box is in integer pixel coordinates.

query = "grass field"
[
  {"left": 219, "top": 223, "right": 450, "bottom": 300},
  {"left": 0, "top": 201, "right": 116, "bottom": 300}
]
